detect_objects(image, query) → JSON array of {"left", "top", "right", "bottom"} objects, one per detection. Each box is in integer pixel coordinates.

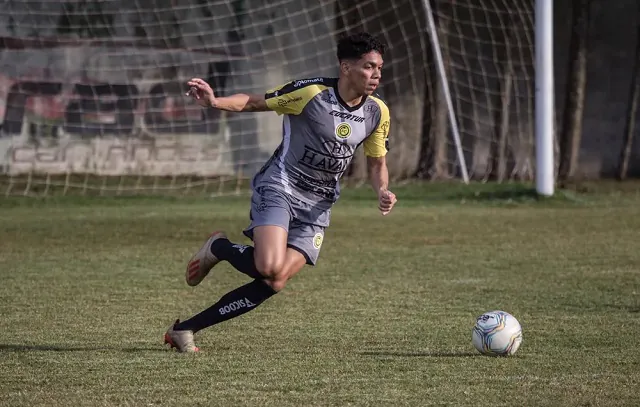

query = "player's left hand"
[{"left": 378, "top": 189, "right": 397, "bottom": 216}]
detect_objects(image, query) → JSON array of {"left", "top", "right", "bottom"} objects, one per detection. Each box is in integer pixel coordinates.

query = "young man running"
[{"left": 165, "top": 32, "right": 397, "bottom": 352}]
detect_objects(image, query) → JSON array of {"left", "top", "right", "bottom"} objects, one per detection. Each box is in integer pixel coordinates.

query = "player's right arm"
[
  {"left": 186, "top": 78, "right": 270, "bottom": 112},
  {"left": 187, "top": 78, "right": 318, "bottom": 115},
  {"left": 212, "top": 93, "right": 269, "bottom": 112}
]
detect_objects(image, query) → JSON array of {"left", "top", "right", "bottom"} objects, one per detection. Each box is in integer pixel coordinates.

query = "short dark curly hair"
[{"left": 336, "top": 32, "right": 386, "bottom": 61}]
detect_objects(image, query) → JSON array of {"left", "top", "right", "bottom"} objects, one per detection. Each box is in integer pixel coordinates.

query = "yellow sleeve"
[
  {"left": 363, "top": 97, "right": 390, "bottom": 157},
  {"left": 264, "top": 80, "right": 326, "bottom": 115}
]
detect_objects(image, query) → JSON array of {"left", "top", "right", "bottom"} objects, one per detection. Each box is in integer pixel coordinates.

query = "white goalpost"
[
  {"left": 425, "top": 0, "right": 555, "bottom": 195},
  {"left": 535, "top": 0, "right": 555, "bottom": 196}
]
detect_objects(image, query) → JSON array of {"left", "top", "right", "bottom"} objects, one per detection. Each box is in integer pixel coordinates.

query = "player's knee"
[
  {"left": 254, "top": 252, "right": 285, "bottom": 279},
  {"left": 262, "top": 261, "right": 304, "bottom": 292}
]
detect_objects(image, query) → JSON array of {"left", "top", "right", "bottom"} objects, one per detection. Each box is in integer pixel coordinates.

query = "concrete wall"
[
  {"left": 1, "top": 0, "right": 639, "bottom": 179},
  {"left": 0, "top": 0, "right": 337, "bottom": 176}
]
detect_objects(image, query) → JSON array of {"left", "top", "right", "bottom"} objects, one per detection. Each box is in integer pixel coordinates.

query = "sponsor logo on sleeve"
[
  {"left": 381, "top": 120, "right": 390, "bottom": 135},
  {"left": 278, "top": 96, "right": 302, "bottom": 107}
]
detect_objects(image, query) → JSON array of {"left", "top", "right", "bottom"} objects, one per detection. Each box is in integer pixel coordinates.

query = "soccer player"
[{"left": 164, "top": 32, "right": 397, "bottom": 352}]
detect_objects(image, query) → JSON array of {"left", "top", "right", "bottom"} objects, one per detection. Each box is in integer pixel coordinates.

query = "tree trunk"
[
  {"left": 617, "top": 7, "right": 640, "bottom": 180},
  {"left": 491, "top": 27, "right": 514, "bottom": 183},
  {"left": 558, "top": 0, "right": 590, "bottom": 181},
  {"left": 419, "top": 8, "right": 450, "bottom": 179}
]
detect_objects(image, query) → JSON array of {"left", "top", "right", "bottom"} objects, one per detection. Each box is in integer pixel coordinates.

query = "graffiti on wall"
[{"left": 0, "top": 51, "right": 236, "bottom": 177}]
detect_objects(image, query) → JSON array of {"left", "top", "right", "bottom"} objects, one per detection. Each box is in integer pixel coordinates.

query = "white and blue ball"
[{"left": 472, "top": 310, "right": 523, "bottom": 356}]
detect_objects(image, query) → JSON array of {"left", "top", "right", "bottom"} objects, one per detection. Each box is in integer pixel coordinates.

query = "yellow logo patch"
[
  {"left": 335, "top": 123, "right": 352, "bottom": 139},
  {"left": 313, "top": 233, "right": 324, "bottom": 249}
]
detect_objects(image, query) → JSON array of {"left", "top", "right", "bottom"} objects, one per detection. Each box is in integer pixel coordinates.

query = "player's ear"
[{"left": 339, "top": 60, "right": 351, "bottom": 75}]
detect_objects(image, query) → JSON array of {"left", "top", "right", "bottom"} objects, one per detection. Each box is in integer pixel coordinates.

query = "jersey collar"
[{"left": 332, "top": 81, "right": 368, "bottom": 113}]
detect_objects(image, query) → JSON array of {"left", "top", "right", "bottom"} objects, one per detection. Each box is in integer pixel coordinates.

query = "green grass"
[{"left": 1, "top": 182, "right": 639, "bottom": 406}]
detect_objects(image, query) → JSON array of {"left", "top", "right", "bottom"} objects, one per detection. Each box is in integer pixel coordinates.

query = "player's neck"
[{"left": 336, "top": 77, "right": 364, "bottom": 107}]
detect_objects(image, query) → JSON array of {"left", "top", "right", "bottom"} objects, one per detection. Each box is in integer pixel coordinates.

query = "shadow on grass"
[
  {"left": 360, "top": 350, "right": 478, "bottom": 358},
  {"left": 0, "top": 344, "right": 167, "bottom": 353},
  {"left": 603, "top": 304, "right": 640, "bottom": 313}
]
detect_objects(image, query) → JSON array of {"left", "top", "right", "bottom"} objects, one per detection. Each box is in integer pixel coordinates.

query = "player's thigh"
[
  {"left": 287, "top": 221, "right": 326, "bottom": 267},
  {"left": 252, "top": 225, "right": 288, "bottom": 275},
  {"left": 243, "top": 187, "right": 293, "bottom": 275}
]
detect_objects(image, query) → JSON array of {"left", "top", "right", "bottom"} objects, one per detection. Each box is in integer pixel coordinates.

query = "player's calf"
[
  {"left": 166, "top": 245, "right": 308, "bottom": 351},
  {"left": 210, "top": 238, "right": 264, "bottom": 279},
  {"left": 171, "top": 279, "right": 277, "bottom": 337}
]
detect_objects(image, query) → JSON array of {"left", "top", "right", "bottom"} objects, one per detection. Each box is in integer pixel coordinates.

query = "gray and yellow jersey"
[{"left": 252, "top": 77, "right": 390, "bottom": 210}]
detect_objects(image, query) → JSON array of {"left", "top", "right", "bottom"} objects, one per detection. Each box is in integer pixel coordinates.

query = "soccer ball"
[{"left": 472, "top": 310, "right": 523, "bottom": 356}]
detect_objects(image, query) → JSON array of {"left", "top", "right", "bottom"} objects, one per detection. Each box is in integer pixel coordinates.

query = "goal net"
[
  {"left": 0, "top": 0, "right": 535, "bottom": 197},
  {"left": 428, "top": 0, "right": 536, "bottom": 181}
]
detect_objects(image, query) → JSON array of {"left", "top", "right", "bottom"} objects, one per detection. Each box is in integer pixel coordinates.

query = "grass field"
[{"left": 1, "top": 182, "right": 639, "bottom": 406}]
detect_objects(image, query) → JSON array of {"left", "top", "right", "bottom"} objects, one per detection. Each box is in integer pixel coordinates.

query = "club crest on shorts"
[
  {"left": 335, "top": 122, "right": 351, "bottom": 139},
  {"left": 313, "top": 232, "right": 324, "bottom": 249}
]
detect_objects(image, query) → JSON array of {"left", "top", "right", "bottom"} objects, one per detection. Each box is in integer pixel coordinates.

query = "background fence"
[{"left": 0, "top": 0, "right": 639, "bottom": 196}]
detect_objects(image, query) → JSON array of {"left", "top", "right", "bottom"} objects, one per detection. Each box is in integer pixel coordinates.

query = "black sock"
[
  {"left": 175, "top": 279, "right": 276, "bottom": 333},
  {"left": 211, "top": 238, "right": 263, "bottom": 279}
]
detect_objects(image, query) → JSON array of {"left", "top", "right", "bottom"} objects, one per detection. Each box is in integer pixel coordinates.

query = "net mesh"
[
  {"left": 431, "top": 0, "right": 536, "bottom": 181},
  {"left": 0, "top": 0, "right": 535, "bottom": 196}
]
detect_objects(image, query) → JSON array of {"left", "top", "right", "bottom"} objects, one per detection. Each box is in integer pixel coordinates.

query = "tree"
[
  {"left": 490, "top": 22, "right": 515, "bottom": 183},
  {"left": 617, "top": 4, "right": 640, "bottom": 180},
  {"left": 418, "top": 10, "right": 450, "bottom": 180},
  {"left": 558, "top": 0, "right": 591, "bottom": 181}
]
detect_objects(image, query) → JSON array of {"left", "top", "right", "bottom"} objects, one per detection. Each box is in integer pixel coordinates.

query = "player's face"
[{"left": 344, "top": 51, "right": 384, "bottom": 96}]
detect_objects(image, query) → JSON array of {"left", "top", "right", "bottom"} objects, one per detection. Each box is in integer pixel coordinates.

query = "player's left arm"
[
  {"left": 364, "top": 102, "right": 397, "bottom": 216},
  {"left": 367, "top": 156, "right": 396, "bottom": 216}
]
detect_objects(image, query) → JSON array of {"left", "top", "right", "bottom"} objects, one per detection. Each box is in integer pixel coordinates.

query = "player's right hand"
[{"left": 186, "top": 78, "right": 216, "bottom": 108}]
